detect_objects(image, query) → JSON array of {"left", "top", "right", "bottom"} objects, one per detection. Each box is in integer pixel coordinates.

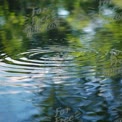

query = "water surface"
[{"left": 0, "top": 0, "right": 122, "bottom": 122}]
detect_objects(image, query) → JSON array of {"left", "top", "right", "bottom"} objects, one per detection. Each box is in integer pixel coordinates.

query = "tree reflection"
[{"left": 0, "top": 0, "right": 122, "bottom": 121}]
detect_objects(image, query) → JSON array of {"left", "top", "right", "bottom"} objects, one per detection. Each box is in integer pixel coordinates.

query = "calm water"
[{"left": 0, "top": 0, "right": 122, "bottom": 122}]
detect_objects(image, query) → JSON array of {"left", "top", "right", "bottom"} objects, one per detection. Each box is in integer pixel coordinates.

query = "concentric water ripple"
[{"left": 0, "top": 46, "right": 99, "bottom": 79}]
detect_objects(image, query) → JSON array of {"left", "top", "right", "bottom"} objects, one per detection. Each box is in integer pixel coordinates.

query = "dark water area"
[{"left": 0, "top": 0, "right": 122, "bottom": 122}]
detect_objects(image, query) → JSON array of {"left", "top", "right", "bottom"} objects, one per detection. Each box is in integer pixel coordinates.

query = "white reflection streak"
[
  {"left": 5, "top": 57, "right": 41, "bottom": 66},
  {"left": 0, "top": 91, "right": 31, "bottom": 95}
]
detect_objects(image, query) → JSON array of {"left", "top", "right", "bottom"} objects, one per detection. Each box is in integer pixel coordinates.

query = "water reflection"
[
  {"left": 0, "top": 45, "right": 121, "bottom": 122},
  {"left": 0, "top": 0, "right": 122, "bottom": 122}
]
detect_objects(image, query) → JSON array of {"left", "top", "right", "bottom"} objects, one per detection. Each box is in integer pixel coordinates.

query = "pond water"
[{"left": 0, "top": 0, "right": 122, "bottom": 122}]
